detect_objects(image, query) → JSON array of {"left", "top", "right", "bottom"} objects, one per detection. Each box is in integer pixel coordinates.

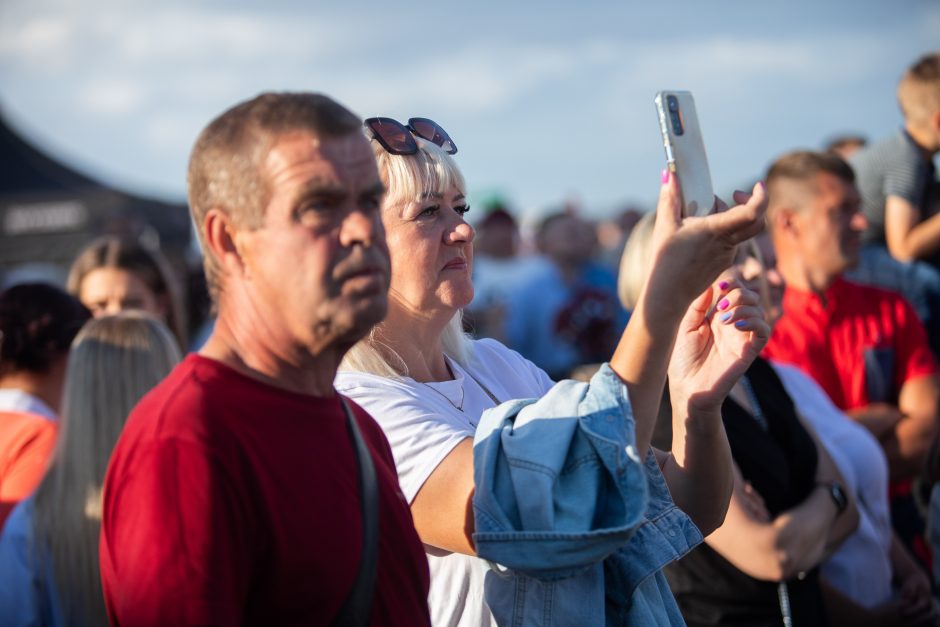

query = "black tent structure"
[{"left": 0, "top": 109, "right": 192, "bottom": 283}]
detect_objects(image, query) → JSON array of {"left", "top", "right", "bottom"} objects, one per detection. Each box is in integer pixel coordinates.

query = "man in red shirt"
[
  {"left": 763, "top": 150, "right": 940, "bottom": 578},
  {"left": 764, "top": 150, "right": 939, "bottom": 481},
  {"left": 99, "top": 93, "right": 431, "bottom": 625}
]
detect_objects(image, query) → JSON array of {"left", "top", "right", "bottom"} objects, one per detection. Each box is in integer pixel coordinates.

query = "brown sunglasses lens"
[
  {"left": 409, "top": 118, "right": 457, "bottom": 154},
  {"left": 367, "top": 118, "right": 417, "bottom": 155}
]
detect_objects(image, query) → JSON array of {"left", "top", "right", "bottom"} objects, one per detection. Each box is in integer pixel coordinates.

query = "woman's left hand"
[
  {"left": 898, "top": 561, "right": 936, "bottom": 622},
  {"left": 668, "top": 278, "right": 770, "bottom": 415}
]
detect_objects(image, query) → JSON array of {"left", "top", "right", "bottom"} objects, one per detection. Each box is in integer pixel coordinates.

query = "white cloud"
[
  {"left": 77, "top": 81, "right": 146, "bottom": 115},
  {"left": 329, "top": 42, "right": 591, "bottom": 117},
  {"left": 0, "top": 14, "right": 73, "bottom": 71},
  {"left": 2, "top": 0, "right": 937, "bottom": 214}
]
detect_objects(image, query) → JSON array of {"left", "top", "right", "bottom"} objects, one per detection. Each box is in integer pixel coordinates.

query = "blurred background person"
[
  {"left": 67, "top": 235, "right": 188, "bottom": 349},
  {"left": 847, "top": 52, "right": 940, "bottom": 356},
  {"left": 505, "top": 209, "right": 628, "bottom": 379},
  {"left": 824, "top": 134, "right": 868, "bottom": 161},
  {"left": 763, "top": 150, "right": 940, "bottom": 575},
  {"left": 740, "top": 233, "right": 935, "bottom": 626},
  {"left": 0, "top": 283, "right": 89, "bottom": 525},
  {"left": 596, "top": 205, "right": 644, "bottom": 271},
  {"left": 465, "top": 203, "right": 526, "bottom": 342},
  {"left": 0, "top": 313, "right": 181, "bottom": 626}
]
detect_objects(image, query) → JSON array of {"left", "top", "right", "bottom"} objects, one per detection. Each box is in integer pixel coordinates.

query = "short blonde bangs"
[{"left": 372, "top": 137, "right": 466, "bottom": 210}]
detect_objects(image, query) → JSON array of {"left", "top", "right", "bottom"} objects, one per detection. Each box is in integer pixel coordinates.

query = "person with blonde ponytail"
[{"left": 0, "top": 313, "right": 180, "bottom": 626}]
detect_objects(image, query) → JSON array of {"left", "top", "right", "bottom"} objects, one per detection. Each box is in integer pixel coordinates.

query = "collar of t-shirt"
[
  {"left": 0, "top": 389, "right": 56, "bottom": 421},
  {"left": 413, "top": 358, "right": 499, "bottom": 429},
  {"left": 781, "top": 275, "right": 854, "bottom": 320}
]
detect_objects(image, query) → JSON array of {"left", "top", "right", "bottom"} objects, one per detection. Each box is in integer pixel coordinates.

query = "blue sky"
[{"left": 1, "top": 0, "right": 938, "bottom": 222}]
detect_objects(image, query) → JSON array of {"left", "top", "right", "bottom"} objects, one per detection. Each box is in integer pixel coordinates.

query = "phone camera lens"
[
  {"left": 670, "top": 111, "right": 684, "bottom": 136},
  {"left": 667, "top": 96, "right": 678, "bottom": 112}
]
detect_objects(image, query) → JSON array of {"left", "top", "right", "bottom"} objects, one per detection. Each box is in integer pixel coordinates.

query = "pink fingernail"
[
  {"left": 759, "top": 181, "right": 766, "bottom": 191},
  {"left": 661, "top": 169, "right": 670, "bottom": 184},
  {"left": 718, "top": 298, "right": 730, "bottom": 311},
  {"left": 718, "top": 281, "right": 730, "bottom": 291}
]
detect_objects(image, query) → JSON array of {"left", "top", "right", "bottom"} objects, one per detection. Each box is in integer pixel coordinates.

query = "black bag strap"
[{"left": 332, "top": 395, "right": 379, "bottom": 627}]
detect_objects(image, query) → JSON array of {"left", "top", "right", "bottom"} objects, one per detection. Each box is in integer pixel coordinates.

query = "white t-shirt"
[
  {"left": 771, "top": 361, "right": 893, "bottom": 607},
  {"left": 335, "top": 338, "right": 554, "bottom": 627}
]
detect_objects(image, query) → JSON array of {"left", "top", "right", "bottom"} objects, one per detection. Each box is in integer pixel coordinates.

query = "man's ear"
[
  {"left": 203, "top": 208, "right": 245, "bottom": 275},
  {"left": 769, "top": 205, "right": 799, "bottom": 239}
]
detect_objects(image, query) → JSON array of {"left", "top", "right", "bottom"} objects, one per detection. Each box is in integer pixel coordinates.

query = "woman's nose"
[{"left": 446, "top": 216, "right": 475, "bottom": 244}]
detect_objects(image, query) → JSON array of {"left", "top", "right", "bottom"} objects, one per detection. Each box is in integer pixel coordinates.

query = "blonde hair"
[
  {"left": 616, "top": 211, "right": 771, "bottom": 311},
  {"left": 616, "top": 212, "right": 656, "bottom": 309},
  {"left": 898, "top": 52, "right": 940, "bottom": 126},
  {"left": 371, "top": 133, "right": 466, "bottom": 209},
  {"left": 32, "top": 313, "right": 181, "bottom": 625},
  {"left": 341, "top": 136, "right": 471, "bottom": 378}
]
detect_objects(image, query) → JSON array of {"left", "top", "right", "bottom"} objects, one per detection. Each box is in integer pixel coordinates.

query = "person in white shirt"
[{"left": 337, "top": 116, "right": 770, "bottom": 625}]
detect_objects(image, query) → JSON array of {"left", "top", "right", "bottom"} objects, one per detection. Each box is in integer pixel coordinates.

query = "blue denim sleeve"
[{"left": 472, "top": 364, "right": 649, "bottom": 580}]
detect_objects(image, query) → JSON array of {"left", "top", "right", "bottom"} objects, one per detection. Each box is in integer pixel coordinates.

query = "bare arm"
[
  {"left": 613, "top": 176, "right": 767, "bottom": 456},
  {"left": 409, "top": 177, "right": 767, "bottom": 557},
  {"left": 884, "top": 195, "right": 940, "bottom": 261},
  {"left": 845, "top": 402, "right": 902, "bottom": 439},
  {"left": 886, "top": 374, "right": 940, "bottom": 479},
  {"left": 409, "top": 438, "right": 477, "bottom": 555},
  {"left": 890, "top": 532, "right": 937, "bottom": 622},
  {"left": 660, "top": 408, "right": 732, "bottom": 537},
  {"left": 706, "top": 455, "right": 855, "bottom": 581},
  {"left": 798, "top": 417, "right": 859, "bottom": 552},
  {"left": 662, "top": 282, "right": 768, "bottom": 535}
]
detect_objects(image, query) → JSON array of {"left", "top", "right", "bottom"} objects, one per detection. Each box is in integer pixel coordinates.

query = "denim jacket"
[{"left": 472, "top": 364, "right": 701, "bottom": 626}]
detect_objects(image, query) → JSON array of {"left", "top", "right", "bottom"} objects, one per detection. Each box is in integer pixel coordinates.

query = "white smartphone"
[{"left": 654, "top": 91, "right": 715, "bottom": 217}]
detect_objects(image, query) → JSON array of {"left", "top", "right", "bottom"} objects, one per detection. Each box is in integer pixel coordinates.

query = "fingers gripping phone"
[{"left": 654, "top": 91, "right": 715, "bottom": 217}]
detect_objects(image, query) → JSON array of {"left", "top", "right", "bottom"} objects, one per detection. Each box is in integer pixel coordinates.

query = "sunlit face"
[
  {"left": 234, "top": 131, "right": 390, "bottom": 353},
  {"left": 382, "top": 184, "right": 474, "bottom": 318},
  {"left": 791, "top": 172, "right": 867, "bottom": 279},
  {"left": 79, "top": 268, "right": 163, "bottom": 319}
]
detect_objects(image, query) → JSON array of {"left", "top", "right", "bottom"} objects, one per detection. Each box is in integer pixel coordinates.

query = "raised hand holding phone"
[{"left": 654, "top": 90, "right": 715, "bottom": 217}]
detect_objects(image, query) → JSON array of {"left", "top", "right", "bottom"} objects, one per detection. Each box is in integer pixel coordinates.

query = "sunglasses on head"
[{"left": 365, "top": 117, "right": 458, "bottom": 155}]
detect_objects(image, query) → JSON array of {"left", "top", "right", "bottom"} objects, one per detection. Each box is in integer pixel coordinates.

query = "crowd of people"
[{"left": 0, "top": 51, "right": 938, "bottom": 626}]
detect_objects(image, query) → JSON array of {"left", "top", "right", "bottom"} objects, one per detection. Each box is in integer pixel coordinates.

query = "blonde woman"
[
  {"left": 337, "top": 117, "right": 770, "bottom": 625},
  {"left": 0, "top": 313, "right": 180, "bottom": 626}
]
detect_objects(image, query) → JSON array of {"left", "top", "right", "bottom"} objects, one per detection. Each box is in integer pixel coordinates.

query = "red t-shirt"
[
  {"left": 0, "top": 411, "right": 57, "bottom": 527},
  {"left": 100, "top": 354, "right": 431, "bottom": 626},
  {"left": 764, "top": 277, "right": 937, "bottom": 410}
]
